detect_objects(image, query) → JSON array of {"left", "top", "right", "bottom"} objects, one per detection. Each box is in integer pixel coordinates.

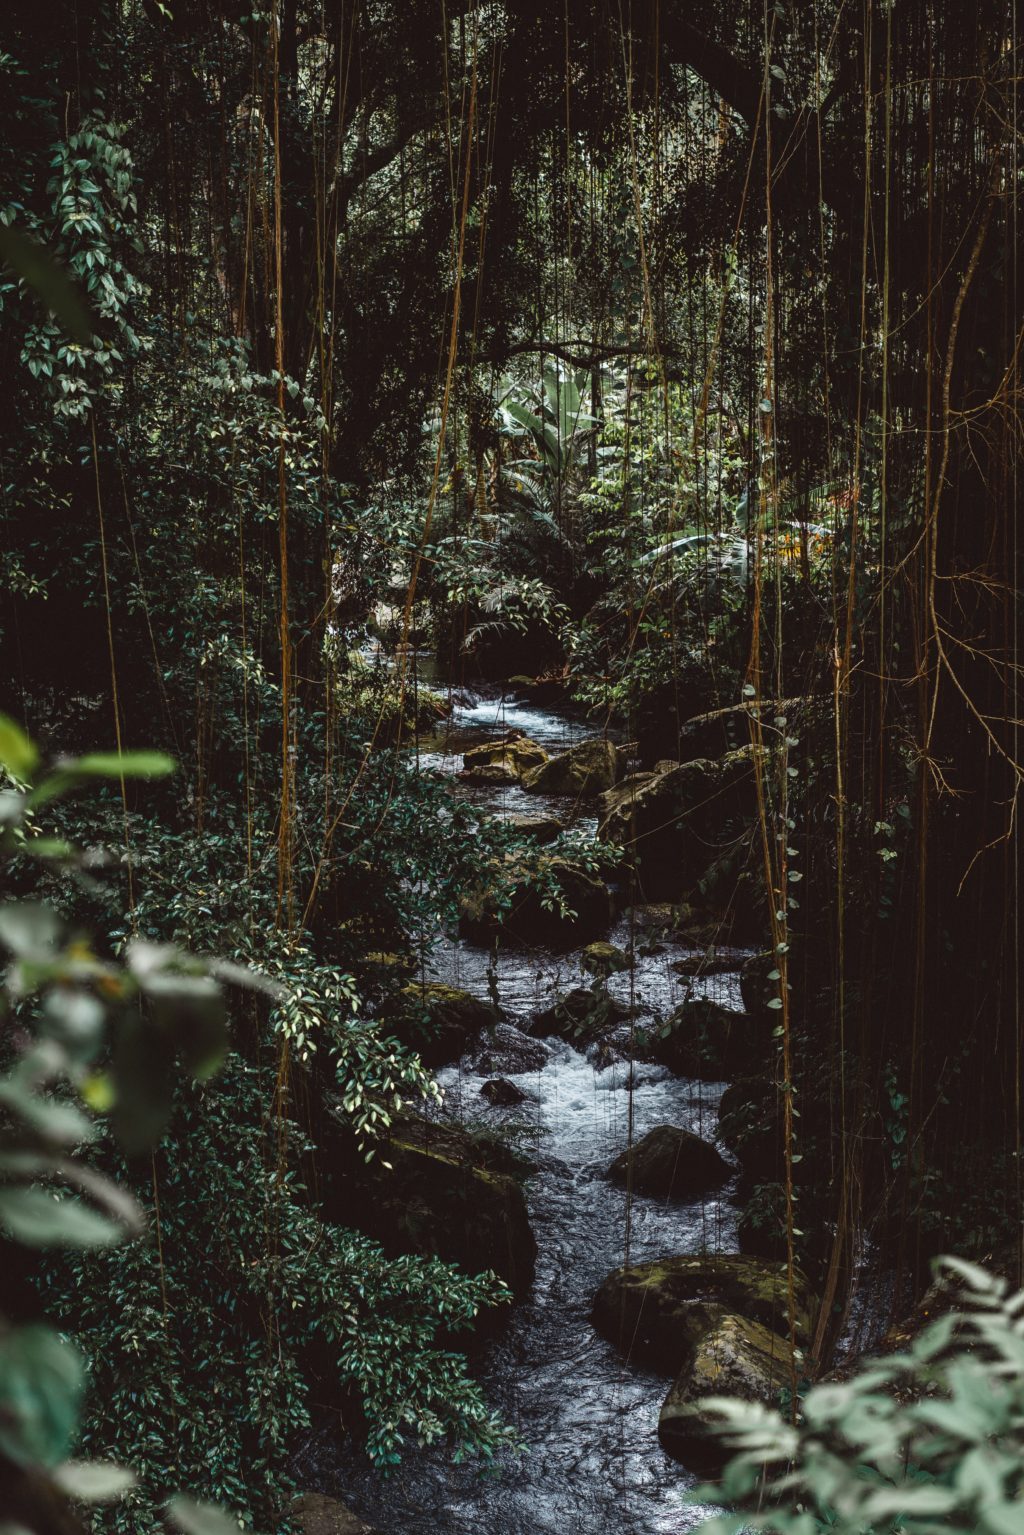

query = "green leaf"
[
  {"left": 0, "top": 1186, "right": 124, "bottom": 1248},
  {"left": 0, "top": 715, "right": 39, "bottom": 781},
  {"left": 53, "top": 1459, "right": 137, "bottom": 1503},
  {"left": 0, "top": 1083, "right": 95, "bottom": 1147},
  {"left": 166, "top": 1496, "right": 245, "bottom": 1535},
  {"left": 68, "top": 750, "right": 177, "bottom": 779},
  {"left": 0, "top": 902, "right": 61, "bottom": 958},
  {"left": 0, "top": 1324, "right": 85, "bottom": 1468},
  {"left": 0, "top": 225, "right": 93, "bottom": 343}
]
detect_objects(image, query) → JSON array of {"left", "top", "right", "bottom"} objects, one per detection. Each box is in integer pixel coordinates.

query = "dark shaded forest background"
[{"left": 0, "top": 0, "right": 1021, "bottom": 1530}]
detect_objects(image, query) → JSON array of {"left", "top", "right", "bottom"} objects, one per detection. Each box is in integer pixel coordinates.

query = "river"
[{"left": 299, "top": 680, "right": 752, "bottom": 1534}]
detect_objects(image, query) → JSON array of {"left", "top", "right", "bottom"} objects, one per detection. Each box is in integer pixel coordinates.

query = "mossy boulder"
[
  {"left": 597, "top": 746, "right": 765, "bottom": 900},
  {"left": 290, "top": 1493, "right": 378, "bottom": 1535},
  {"left": 395, "top": 982, "right": 500, "bottom": 1067},
  {"left": 581, "top": 940, "right": 631, "bottom": 977},
  {"left": 460, "top": 856, "right": 613, "bottom": 950},
  {"left": 608, "top": 1125, "right": 731, "bottom": 1200},
  {"left": 523, "top": 737, "right": 621, "bottom": 797},
  {"left": 591, "top": 1252, "right": 816, "bottom": 1369},
  {"left": 531, "top": 985, "right": 630, "bottom": 1046},
  {"left": 463, "top": 735, "right": 548, "bottom": 781},
  {"left": 658, "top": 1313, "right": 797, "bottom": 1466},
  {"left": 647, "top": 997, "right": 766, "bottom": 1080},
  {"left": 329, "top": 1113, "right": 536, "bottom": 1297}
]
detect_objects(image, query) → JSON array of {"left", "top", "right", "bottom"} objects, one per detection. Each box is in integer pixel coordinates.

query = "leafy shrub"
[{"left": 694, "top": 1257, "right": 1024, "bottom": 1535}]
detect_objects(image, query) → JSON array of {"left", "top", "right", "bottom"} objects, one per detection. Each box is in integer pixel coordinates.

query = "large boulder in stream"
[
  {"left": 481, "top": 1077, "right": 529, "bottom": 1106},
  {"left": 475, "top": 1021, "right": 551, "bottom": 1074},
  {"left": 646, "top": 997, "right": 768, "bottom": 1080},
  {"left": 597, "top": 746, "right": 766, "bottom": 901},
  {"left": 591, "top": 1252, "right": 816, "bottom": 1369},
  {"left": 658, "top": 1313, "right": 798, "bottom": 1466},
  {"left": 608, "top": 1125, "right": 731, "bottom": 1200},
  {"left": 531, "top": 986, "right": 630, "bottom": 1046},
  {"left": 461, "top": 735, "right": 547, "bottom": 785},
  {"left": 460, "top": 856, "right": 613, "bottom": 950},
  {"left": 393, "top": 982, "right": 500, "bottom": 1067},
  {"left": 523, "top": 737, "right": 622, "bottom": 797},
  {"left": 326, "top": 1113, "right": 536, "bottom": 1297}
]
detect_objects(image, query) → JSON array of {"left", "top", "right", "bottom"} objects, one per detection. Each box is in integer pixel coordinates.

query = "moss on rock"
[
  {"left": 658, "top": 1312, "right": 798, "bottom": 1466},
  {"left": 591, "top": 1252, "right": 816, "bottom": 1370}
]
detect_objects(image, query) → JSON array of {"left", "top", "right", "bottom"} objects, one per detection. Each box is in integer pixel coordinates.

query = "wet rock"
[
  {"left": 476, "top": 1022, "right": 551, "bottom": 1075},
  {"left": 460, "top": 856, "right": 614, "bottom": 950},
  {"left": 463, "top": 735, "right": 547, "bottom": 780},
  {"left": 581, "top": 940, "right": 631, "bottom": 977},
  {"left": 591, "top": 1253, "right": 816, "bottom": 1369},
  {"left": 523, "top": 737, "right": 621, "bottom": 797},
  {"left": 658, "top": 1313, "right": 797, "bottom": 1466},
  {"left": 608, "top": 1125, "right": 731, "bottom": 1199},
  {"left": 531, "top": 986, "right": 630, "bottom": 1046},
  {"left": 597, "top": 746, "right": 766, "bottom": 901},
  {"left": 458, "top": 761, "right": 521, "bottom": 787},
  {"left": 646, "top": 997, "right": 767, "bottom": 1080},
  {"left": 328, "top": 1113, "right": 537, "bottom": 1297},
  {"left": 394, "top": 982, "right": 501, "bottom": 1068},
  {"left": 596, "top": 770, "right": 662, "bottom": 822},
  {"left": 290, "top": 1493, "right": 378, "bottom": 1535},
  {"left": 481, "top": 1077, "right": 529, "bottom": 1106},
  {"left": 507, "top": 813, "right": 566, "bottom": 843}
]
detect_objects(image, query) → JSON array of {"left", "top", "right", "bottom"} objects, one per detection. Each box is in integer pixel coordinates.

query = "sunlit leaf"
[
  {"left": 0, "top": 1186, "right": 124, "bottom": 1248},
  {"left": 53, "top": 1459, "right": 136, "bottom": 1502},
  {"left": 0, "top": 715, "right": 39, "bottom": 781}
]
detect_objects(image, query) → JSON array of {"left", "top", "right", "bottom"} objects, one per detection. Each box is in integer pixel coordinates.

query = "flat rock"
[{"left": 326, "top": 1112, "right": 537, "bottom": 1297}]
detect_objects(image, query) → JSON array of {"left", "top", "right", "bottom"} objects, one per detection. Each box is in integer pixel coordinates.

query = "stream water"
[{"left": 300, "top": 684, "right": 751, "bottom": 1534}]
